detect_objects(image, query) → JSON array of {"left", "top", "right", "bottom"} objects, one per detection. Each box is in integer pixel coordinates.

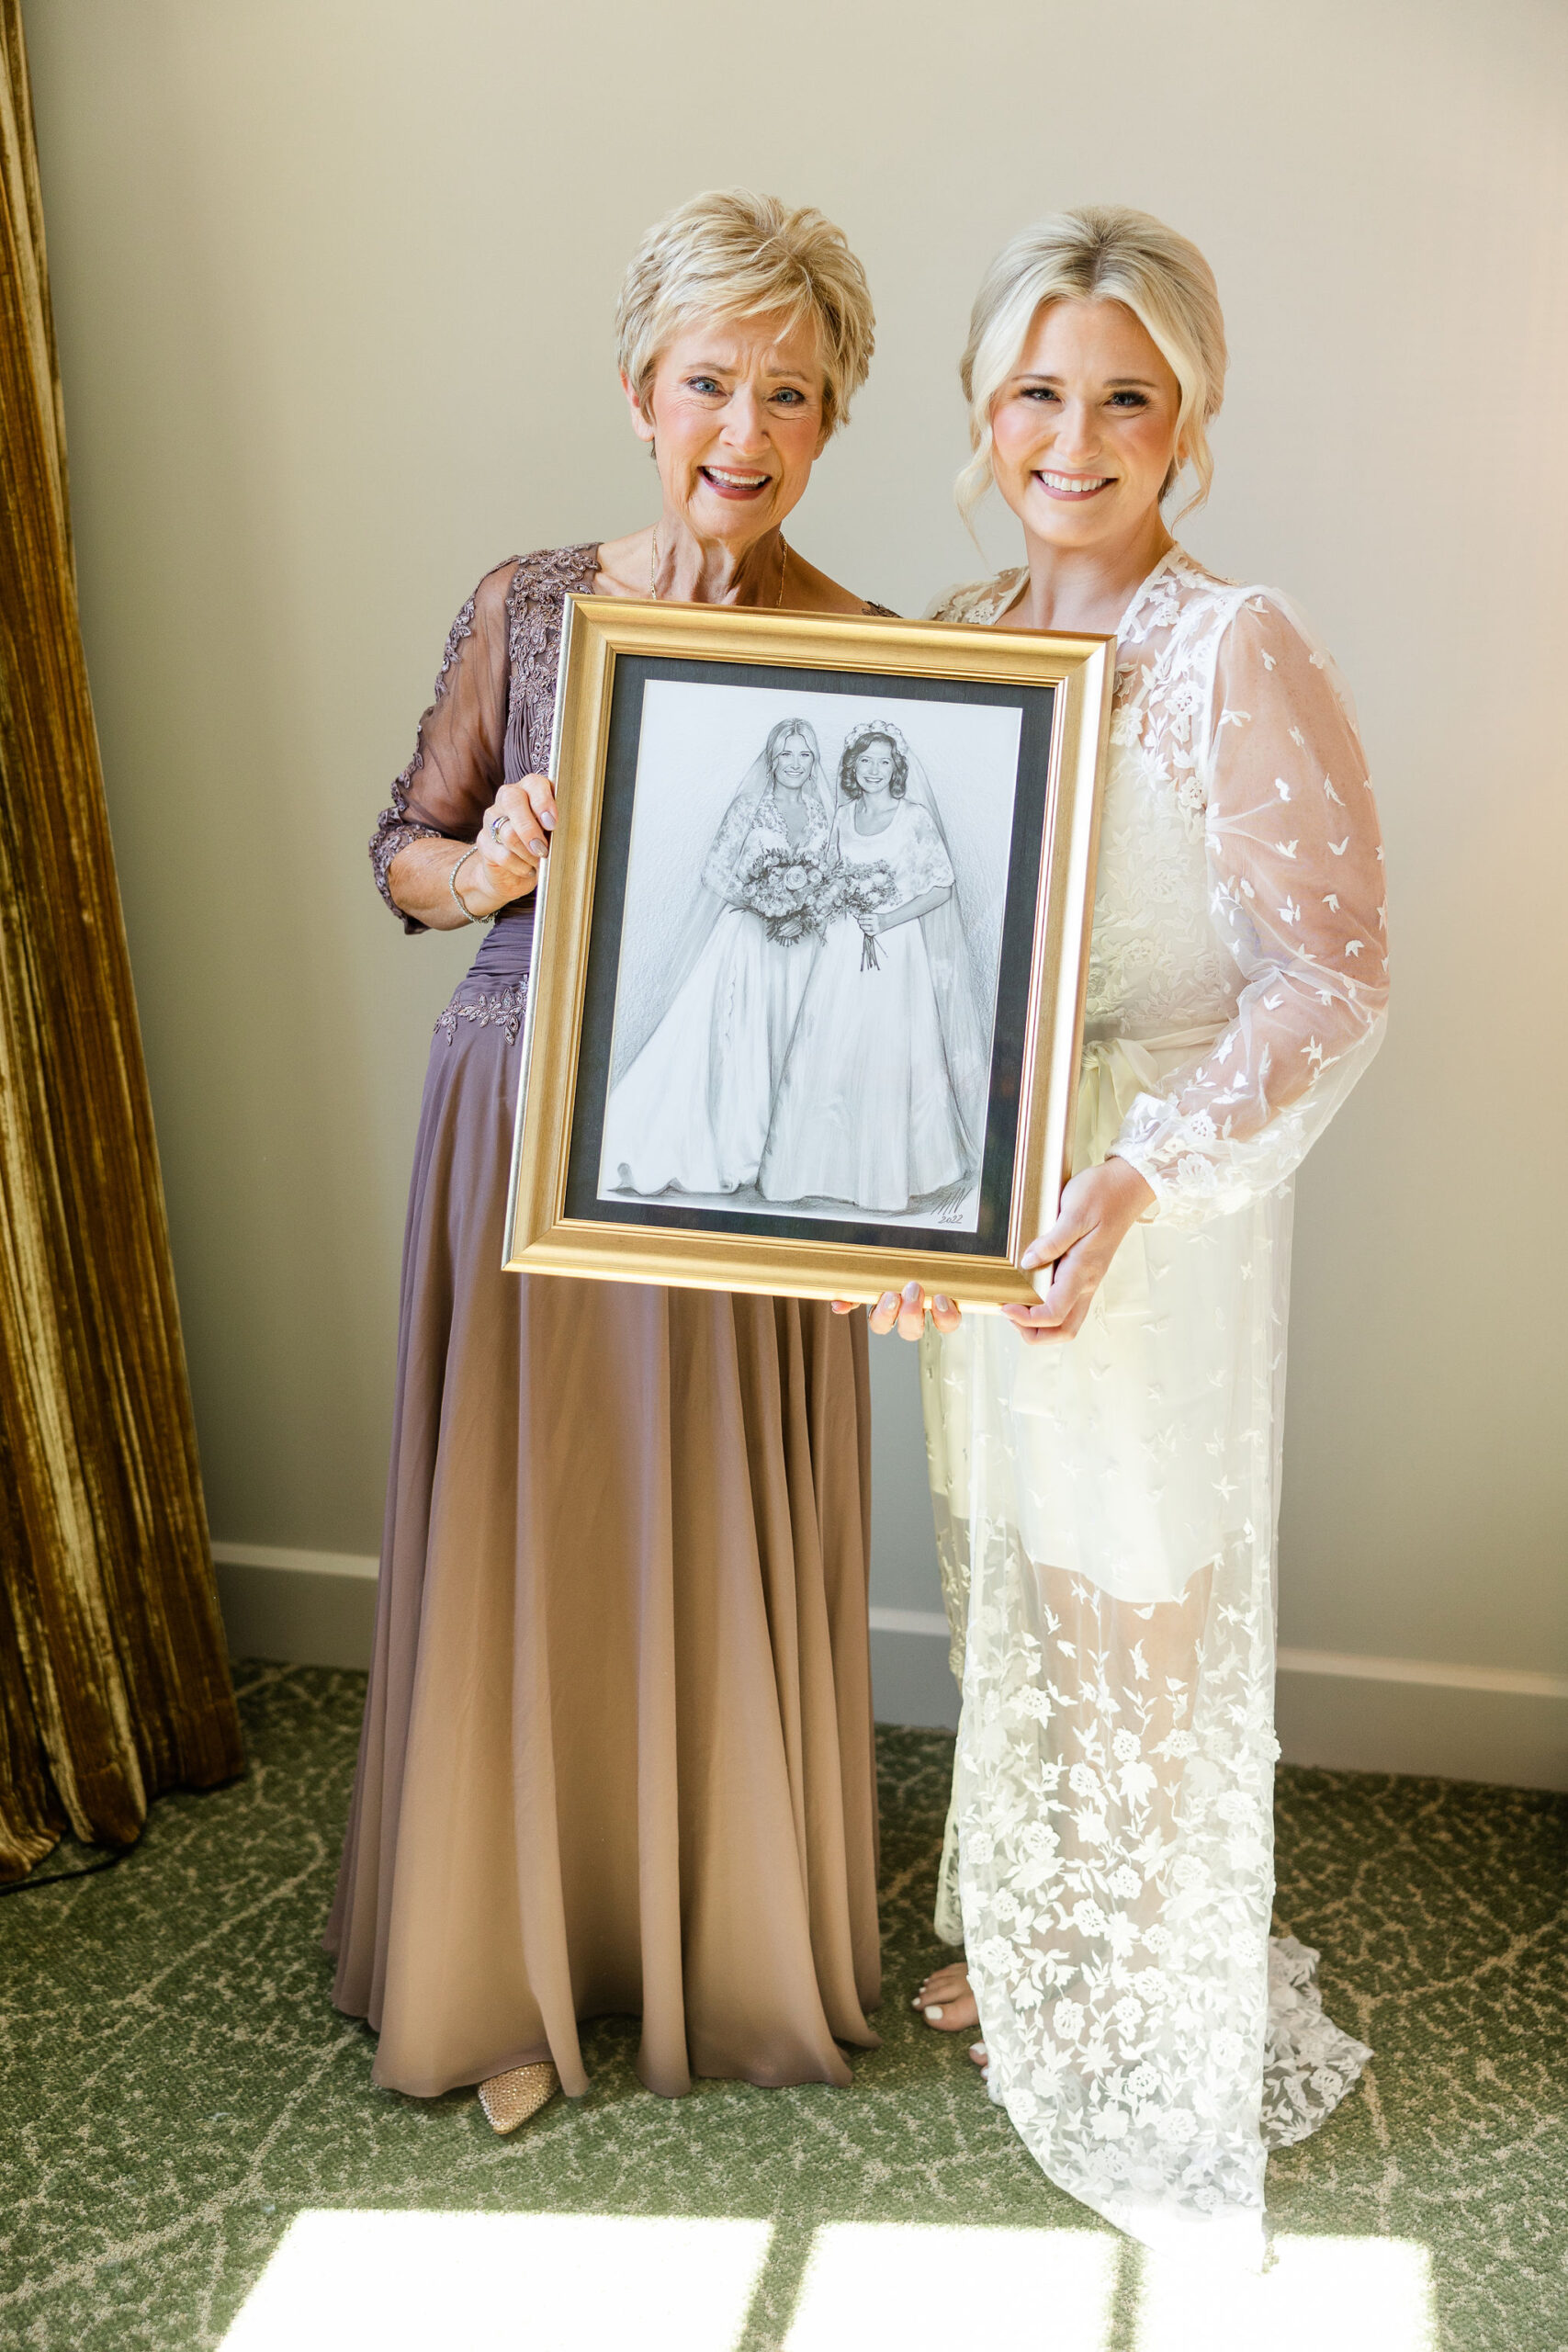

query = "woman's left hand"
[
  {"left": 829, "top": 1158, "right": 1155, "bottom": 1340},
  {"left": 1000, "top": 1156, "right": 1156, "bottom": 1345}
]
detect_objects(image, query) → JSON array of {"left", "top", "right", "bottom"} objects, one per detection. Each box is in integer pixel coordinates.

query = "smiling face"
[
  {"left": 988, "top": 299, "right": 1182, "bottom": 556},
  {"left": 773, "top": 731, "right": 813, "bottom": 786},
  {"left": 853, "top": 739, "right": 896, "bottom": 794},
  {"left": 628, "top": 311, "right": 829, "bottom": 549}
]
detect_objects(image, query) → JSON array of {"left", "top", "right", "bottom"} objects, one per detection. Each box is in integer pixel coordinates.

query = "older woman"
[
  {"left": 875, "top": 207, "right": 1388, "bottom": 2259},
  {"left": 328, "top": 191, "right": 891, "bottom": 2132}
]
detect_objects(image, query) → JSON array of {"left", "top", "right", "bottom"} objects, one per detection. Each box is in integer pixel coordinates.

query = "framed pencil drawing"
[{"left": 503, "top": 596, "right": 1113, "bottom": 1307}]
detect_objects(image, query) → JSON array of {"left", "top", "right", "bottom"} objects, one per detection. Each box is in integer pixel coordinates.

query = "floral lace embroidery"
[
  {"left": 930, "top": 551, "right": 1387, "bottom": 1224},
  {"left": 376, "top": 552, "right": 896, "bottom": 936},
  {"left": 701, "top": 775, "right": 833, "bottom": 899},
  {"left": 1261, "top": 1934, "right": 1371, "bottom": 2149},
  {"left": 434, "top": 979, "right": 528, "bottom": 1048},
  {"left": 920, "top": 546, "right": 1388, "bottom": 2258},
  {"left": 504, "top": 544, "right": 601, "bottom": 780},
  {"left": 1111, "top": 560, "right": 1237, "bottom": 838}
]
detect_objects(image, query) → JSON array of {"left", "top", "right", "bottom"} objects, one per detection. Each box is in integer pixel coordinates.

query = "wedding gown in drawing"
[
  {"left": 760, "top": 725, "right": 990, "bottom": 1214},
  {"left": 920, "top": 549, "right": 1388, "bottom": 2262},
  {"left": 600, "top": 722, "right": 834, "bottom": 1195}
]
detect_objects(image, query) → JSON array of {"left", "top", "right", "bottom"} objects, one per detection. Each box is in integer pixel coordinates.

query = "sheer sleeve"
[
  {"left": 897, "top": 803, "right": 955, "bottom": 896},
  {"left": 700, "top": 786, "right": 768, "bottom": 901},
  {"left": 368, "top": 560, "right": 517, "bottom": 932},
  {"left": 1111, "top": 593, "right": 1389, "bottom": 1225}
]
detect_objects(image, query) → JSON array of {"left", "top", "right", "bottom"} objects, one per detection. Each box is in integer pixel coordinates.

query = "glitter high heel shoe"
[{"left": 478, "top": 2061, "right": 560, "bottom": 2135}]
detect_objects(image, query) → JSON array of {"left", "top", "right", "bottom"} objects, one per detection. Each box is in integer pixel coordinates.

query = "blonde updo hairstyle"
[
  {"left": 615, "top": 189, "right": 875, "bottom": 440},
  {"left": 956, "top": 205, "right": 1227, "bottom": 526}
]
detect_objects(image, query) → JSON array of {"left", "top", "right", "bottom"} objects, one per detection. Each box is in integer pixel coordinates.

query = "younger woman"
[{"left": 874, "top": 206, "right": 1388, "bottom": 2262}]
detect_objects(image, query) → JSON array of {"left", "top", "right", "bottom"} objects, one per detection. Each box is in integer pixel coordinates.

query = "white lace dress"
[
  {"left": 600, "top": 785, "right": 830, "bottom": 1196},
  {"left": 760, "top": 801, "right": 972, "bottom": 1212},
  {"left": 919, "top": 548, "right": 1389, "bottom": 2263}
]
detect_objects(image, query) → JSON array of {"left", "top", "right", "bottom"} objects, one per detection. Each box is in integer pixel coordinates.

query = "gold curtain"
[{"left": 0, "top": 0, "right": 243, "bottom": 1878}]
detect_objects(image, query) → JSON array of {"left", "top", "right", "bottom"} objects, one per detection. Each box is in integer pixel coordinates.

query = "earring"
[{"left": 649, "top": 435, "right": 658, "bottom": 462}]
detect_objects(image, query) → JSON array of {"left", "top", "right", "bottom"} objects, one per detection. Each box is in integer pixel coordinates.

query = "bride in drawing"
[
  {"left": 759, "top": 719, "right": 990, "bottom": 1214},
  {"left": 600, "top": 717, "right": 834, "bottom": 1195}
]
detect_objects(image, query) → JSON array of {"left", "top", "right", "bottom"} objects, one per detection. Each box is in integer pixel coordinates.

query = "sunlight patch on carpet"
[
  {"left": 1137, "top": 2234, "right": 1435, "bottom": 2351},
  {"left": 218, "top": 2211, "right": 774, "bottom": 2350},
  {"left": 784, "top": 2222, "right": 1116, "bottom": 2346}
]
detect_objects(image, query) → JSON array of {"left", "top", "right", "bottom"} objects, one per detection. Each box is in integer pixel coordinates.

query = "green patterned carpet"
[{"left": 1, "top": 1665, "right": 1562, "bottom": 2350}]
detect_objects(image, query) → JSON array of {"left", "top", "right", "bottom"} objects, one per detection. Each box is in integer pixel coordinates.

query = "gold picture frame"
[{"left": 504, "top": 595, "right": 1112, "bottom": 1308}]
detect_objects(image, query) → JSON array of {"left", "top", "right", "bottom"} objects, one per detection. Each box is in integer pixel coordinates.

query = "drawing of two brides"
[{"left": 599, "top": 716, "right": 992, "bottom": 1216}]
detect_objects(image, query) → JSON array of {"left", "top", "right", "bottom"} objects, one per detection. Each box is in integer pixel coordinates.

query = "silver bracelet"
[{"left": 448, "top": 845, "right": 486, "bottom": 924}]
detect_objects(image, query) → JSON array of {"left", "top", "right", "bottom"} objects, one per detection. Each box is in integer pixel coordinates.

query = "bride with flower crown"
[
  {"left": 600, "top": 717, "right": 834, "bottom": 1196},
  {"left": 759, "top": 719, "right": 992, "bottom": 1216}
]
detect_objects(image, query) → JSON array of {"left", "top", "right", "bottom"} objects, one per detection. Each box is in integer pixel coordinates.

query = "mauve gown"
[{"left": 326, "top": 544, "right": 882, "bottom": 2099}]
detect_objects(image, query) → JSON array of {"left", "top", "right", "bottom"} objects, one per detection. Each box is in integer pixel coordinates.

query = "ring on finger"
[{"left": 490, "top": 814, "right": 510, "bottom": 847}]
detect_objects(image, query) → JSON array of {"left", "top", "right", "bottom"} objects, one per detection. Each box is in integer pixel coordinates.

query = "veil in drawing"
[
  {"left": 836, "top": 718, "right": 994, "bottom": 1157},
  {"left": 610, "top": 716, "right": 834, "bottom": 1081}
]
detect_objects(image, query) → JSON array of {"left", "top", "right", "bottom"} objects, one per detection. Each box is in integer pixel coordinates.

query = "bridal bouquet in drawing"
[
  {"left": 737, "top": 844, "right": 834, "bottom": 944},
  {"left": 825, "top": 858, "right": 898, "bottom": 968},
  {"left": 737, "top": 845, "right": 898, "bottom": 966}
]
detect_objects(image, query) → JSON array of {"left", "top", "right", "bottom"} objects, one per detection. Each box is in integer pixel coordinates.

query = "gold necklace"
[{"left": 649, "top": 528, "right": 789, "bottom": 605}]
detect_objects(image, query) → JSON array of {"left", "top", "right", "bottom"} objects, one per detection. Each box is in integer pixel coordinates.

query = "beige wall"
[{"left": 23, "top": 0, "right": 1567, "bottom": 1687}]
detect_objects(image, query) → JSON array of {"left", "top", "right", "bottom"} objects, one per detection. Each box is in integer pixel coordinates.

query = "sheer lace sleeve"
[
  {"left": 369, "top": 560, "right": 518, "bottom": 932},
  {"left": 896, "top": 803, "right": 955, "bottom": 897},
  {"left": 700, "top": 788, "right": 768, "bottom": 901},
  {"left": 1111, "top": 592, "right": 1389, "bottom": 1223}
]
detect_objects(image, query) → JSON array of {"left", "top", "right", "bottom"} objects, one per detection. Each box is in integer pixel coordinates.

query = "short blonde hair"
[
  {"left": 957, "top": 206, "right": 1227, "bottom": 525},
  {"left": 615, "top": 189, "right": 874, "bottom": 437}
]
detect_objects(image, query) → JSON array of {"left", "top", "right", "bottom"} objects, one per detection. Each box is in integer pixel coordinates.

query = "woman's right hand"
[{"left": 462, "top": 774, "right": 557, "bottom": 915}]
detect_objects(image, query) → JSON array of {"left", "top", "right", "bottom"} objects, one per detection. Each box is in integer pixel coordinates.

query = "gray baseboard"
[
  {"left": 1275, "top": 1668, "right": 1567, "bottom": 1792},
  {"left": 869, "top": 1621, "right": 960, "bottom": 1733},
  {"left": 215, "top": 1549, "right": 377, "bottom": 1673},
  {"left": 210, "top": 1555, "right": 960, "bottom": 1724},
  {"left": 213, "top": 1550, "right": 1566, "bottom": 1792}
]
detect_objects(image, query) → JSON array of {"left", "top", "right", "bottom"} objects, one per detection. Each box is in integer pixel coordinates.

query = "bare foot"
[{"left": 911, "top": 1959, "right": 979, "bottom": 2034}]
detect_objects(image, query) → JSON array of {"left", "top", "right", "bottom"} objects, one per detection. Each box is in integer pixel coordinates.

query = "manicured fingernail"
[
  {"left": 934, "top": 1295, "right": 952, "bottom": 1314},
  {"left": 903, "top": 1281, "right": 921, "bottom": 1301},
  {"left": 527, "top": 838, "right": 546, "bottom": 856},
  {"left": 924, "top": 2005, "right": 943, "bottom": 2021},
  {"left": 541, "top": 811, "right": 555, "bottom": 830},
  {"left": 879, "top": 1292, "right": 897, "bottom": 1312}
]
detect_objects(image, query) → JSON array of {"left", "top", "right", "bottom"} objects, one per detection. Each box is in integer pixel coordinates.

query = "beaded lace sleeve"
[
  {"left": 1111, "top": 592, "right": 1389, "bottom": 1223},
  {"left": 368, "top": 560, "right": 518, "bottom": 933}
]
